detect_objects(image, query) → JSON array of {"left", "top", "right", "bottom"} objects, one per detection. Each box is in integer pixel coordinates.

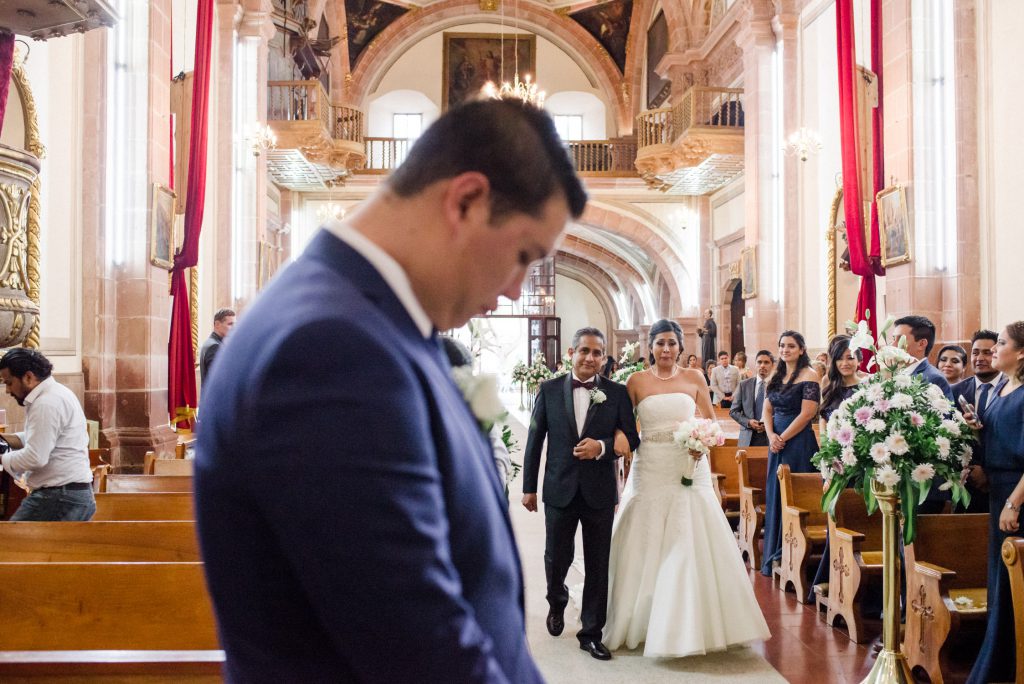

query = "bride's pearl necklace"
[{"left": 649, "top": 366, "right": 680, "bottom": 381}]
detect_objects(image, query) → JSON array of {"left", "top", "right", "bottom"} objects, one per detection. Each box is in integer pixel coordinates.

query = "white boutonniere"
[
  {"left": 589, "top": 388, "right": 607, "bottom": 405},
  {"left": 451, "top": 366, "right": 507, "bottom": 431}
]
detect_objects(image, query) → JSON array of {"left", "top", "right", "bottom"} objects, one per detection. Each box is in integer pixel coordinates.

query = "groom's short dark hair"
[
  {"left": 571, "top": 327, "right": 605, "bottom": 349},
  {"left": 386, "top": 98, "right": 587, "bottom": 222}
]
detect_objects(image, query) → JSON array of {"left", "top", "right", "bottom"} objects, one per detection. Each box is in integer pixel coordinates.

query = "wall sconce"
[
  {"left": 247, "top": 124, "right": 277, "bottom": 157},
  {"left": 784, "top": 127, "right": 823, "bottom": 162}
]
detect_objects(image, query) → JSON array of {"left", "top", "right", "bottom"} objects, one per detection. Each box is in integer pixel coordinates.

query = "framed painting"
[
  {"left": 258, "top": 242, "right": 275, "bottom": 289},
  {"left": 569, "top": 0, "right": 632, "bottom": 72},
  {"left": 646, "top": 11, "right": 671, "bottom": 109},
  {"left": 442, "top": 32, "right": 536, "bottom": 111},
  {"left": 876, "top": 185, "right": 911, "bottom": 267},
  {"left": 149, "top": 183, "right": 177, "bottom": 270},
  {"left": 741, "top": 246, "right": 758, "bottom": 299}
]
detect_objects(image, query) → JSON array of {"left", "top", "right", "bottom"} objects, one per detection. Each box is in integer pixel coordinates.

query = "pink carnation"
[
  {"left": 854, "top": 407, "right": 874, "bottom": 426},
  {"left": 837, "top": 426, "right": 855, "bottom": 447},
  {"left": 874, "top": 399, "right": 892, "bottom": 413},
  {"left": 910, "top": 412, "right": 925, "bottom": 427}
]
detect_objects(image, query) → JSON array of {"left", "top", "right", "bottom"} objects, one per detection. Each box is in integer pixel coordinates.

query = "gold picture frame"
[
  {"left": 149, "top": 183, "right": 177, "bottom": 270},
  {"left": 442, "top": 32, "right": 536, "bottom": 111},
  {"left": 740, "top": 246, "right": 758, "bottom": 299},
  {"left": 257, "top": 242, "right": 274, "bottom": 289},
  {"left": 876, "top": 184, "right": 911, "bottom": 267}
]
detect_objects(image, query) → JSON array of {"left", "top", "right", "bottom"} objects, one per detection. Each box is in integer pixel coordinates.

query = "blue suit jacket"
[
  {"left": 912, "top": 358, "right": 953, "bottom": 400},
  {"left": 196, "top": 231, "right": 542, "bottom": 683}
]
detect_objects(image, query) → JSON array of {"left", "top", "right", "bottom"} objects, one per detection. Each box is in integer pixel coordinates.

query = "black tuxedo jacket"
[{"left": 523, "top": 374, "right": 639, "bottom": 509}]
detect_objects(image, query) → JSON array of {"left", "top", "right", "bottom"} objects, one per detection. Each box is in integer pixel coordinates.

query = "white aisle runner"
[{"left": 503, "top": 407, "right": 785, "bottom": 683}]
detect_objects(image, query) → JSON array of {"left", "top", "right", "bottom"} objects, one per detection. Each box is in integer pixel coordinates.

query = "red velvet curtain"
[
  {"left": 836, "top": 0, "right": 884, "bottom": 364},
  {"left": 0, "top": 33, "right": 16, "bottom": 137},
  {"left": 167, "top": 0, "right": 214, "bottom": 424}
]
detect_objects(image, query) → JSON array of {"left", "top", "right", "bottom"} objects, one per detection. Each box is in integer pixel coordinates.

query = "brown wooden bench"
[
  {"left": 0, "top": 521, "right": 200, "bottom": 562},
  {"left": 0, "top": 562, "right": 218, "bottom": 650},
  {"left": 776, "top": 463, "right": 828, "bottom": 603},
  {"left": 904, "top": 513, "right": 989, "bottom": 684},
  {"left": 736, "top": 448, "right": 770, "bottom": 569},
  {"left": 100, "top": 475, "right": 193, "bottom": 494},
  {"left": 1002, "top": 536, "right": 1024, "bottom": 684},
  {"left": 825, "top": 489, "right": 883, "bottom": 643},
  {"left": 0, "top": 649, "right": 223, "bottom": 682},
  {"left": 151, "top": 458, "right": 194, "bottom": 476},
  {"left": 93, "top": 493, "right": 194, "bottom": 521},
  {"left": 708, "top": 446, "right": 744, "bottom": 520}
]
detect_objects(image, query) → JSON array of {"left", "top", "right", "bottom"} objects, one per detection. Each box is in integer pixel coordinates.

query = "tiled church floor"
[{"left": 748, "top": 569, "right": 978, "bottom": 683}]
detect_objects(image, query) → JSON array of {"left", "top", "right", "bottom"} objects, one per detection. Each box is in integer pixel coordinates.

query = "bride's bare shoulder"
[{"left": 680, "top": 368, "right": 707, "bottom": 385}]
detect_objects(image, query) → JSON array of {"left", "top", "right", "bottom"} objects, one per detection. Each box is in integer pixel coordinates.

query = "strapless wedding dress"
[{"left": 603, "top": 392, "right": 771, "bottom": 657}]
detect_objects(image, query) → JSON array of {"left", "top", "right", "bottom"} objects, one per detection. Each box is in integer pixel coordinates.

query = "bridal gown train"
[{"left": 603, "top": 392, "right": 771, "bottom": 657}]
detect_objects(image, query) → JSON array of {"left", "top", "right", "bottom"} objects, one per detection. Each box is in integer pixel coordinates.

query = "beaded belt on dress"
[{"left": 642, "top": 430, "right": 676, "bottom": 443}]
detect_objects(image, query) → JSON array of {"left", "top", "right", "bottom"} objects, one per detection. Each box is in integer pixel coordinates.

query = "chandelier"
[
  {"left": 246, "top": 123, "right": 277, "bottom": 157},
  {"left": 479, "top": 0, "right": 545, "bottom": 107},
  {"left": 783, "top": 127, "right": 823, "bottom": 162},
  {"left": 316, "top": 203, "right": 346, "bottom": 223}
]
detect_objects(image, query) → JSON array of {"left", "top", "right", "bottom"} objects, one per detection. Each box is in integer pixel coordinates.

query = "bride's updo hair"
[{"left": 648, "top": 319, "right": 684, "bottom": 365}]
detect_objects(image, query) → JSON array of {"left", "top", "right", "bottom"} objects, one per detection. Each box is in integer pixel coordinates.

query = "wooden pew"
[
  {"left": 0, "top": 650, "right": 223, "bottom": 682},
  {"left": 776, "top": 464, "right": 828, "bottom": 603},
  {"left": 1002, "top": 536, "right": 1024, "bottom": 684},
  {"left": 93, "top": 493, "right": 194, "bottom": 521},
  {"left": 708, "top": 446, "right": 744, "bottom": 521},
  {"left": 736, "top": 448, "right": 770, "bottom": 569},
  {"left": 825, "top": 489, "right": 883, "bottom": 643},
  {"left": 0, "top": 522, "right": 200, "bottom": 562},
  {"left": 151, "top": 458, "right": 194, "bottom": 477},
  {"left": 0, "top": 562, "right": 218, "bottom": 651},
  {"left": 101, "top": 475, "right": 193, "bottom": 494},
  {"left": 903, "top": 513, "right": 989, "bottom": 684}
]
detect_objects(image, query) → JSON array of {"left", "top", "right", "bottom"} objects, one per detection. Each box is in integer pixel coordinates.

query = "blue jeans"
[{"left": 10, "top": 485, "right": 96, "bottom": 521}]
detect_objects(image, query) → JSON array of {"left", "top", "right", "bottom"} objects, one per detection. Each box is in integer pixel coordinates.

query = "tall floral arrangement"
[
  {"left": 811, "top": 315, "right": 976, "bottom": 544},
  {"left": 612, "top": 340, "right": 644, "bottom": 384},
  {"left": 552, "top": 352, "right": 573, "bottom": 378},
  {"left": 525, "top": 353, "right": 554, "bottom": 393}
]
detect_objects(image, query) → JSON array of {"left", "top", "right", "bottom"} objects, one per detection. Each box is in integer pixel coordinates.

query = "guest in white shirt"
[
  {"left": 709, "top": 351, "right": 740, "bottom": 408},
  {"left": 0, "top": 348, "right": 94, "bottom": 521}
]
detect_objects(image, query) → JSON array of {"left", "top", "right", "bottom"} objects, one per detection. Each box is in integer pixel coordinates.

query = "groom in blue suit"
[{"left": 195, "top": 99, "right": 587, "bottom": 683}]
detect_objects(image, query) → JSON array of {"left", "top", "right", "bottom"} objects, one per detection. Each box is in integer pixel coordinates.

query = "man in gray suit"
[{"left": 730, "top": 349, "right": 774, "bottom": 447}]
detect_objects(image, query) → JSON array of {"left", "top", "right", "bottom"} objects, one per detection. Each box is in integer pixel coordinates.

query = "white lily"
[{"left": 848, "top": 319, "right": 874, "bottom": 352}]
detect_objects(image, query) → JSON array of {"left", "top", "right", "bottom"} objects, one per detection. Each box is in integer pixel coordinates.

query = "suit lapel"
[
  {"left": 563, "top": 374, "right": 580, "bottom": 441},
  {"left": 580, "top": 376, "right": 601, "bottom": 437}
]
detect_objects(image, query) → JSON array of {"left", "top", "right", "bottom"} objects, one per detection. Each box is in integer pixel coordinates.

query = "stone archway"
[{"left": 721, "top": 276, "right": 743, "bottom": 355}]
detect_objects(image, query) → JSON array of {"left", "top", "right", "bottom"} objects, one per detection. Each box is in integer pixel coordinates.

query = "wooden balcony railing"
[
  {"left": 636, "top": 86, "right": 744, "bottom": 149},
  {"left": 364, "top": 137, "right": 412, "bottom": 172},
  {"left": 567, "top": 139, "right": 637, "bottom": 175},
  {"left": 267, "top": 80, "right": 364, "bottom": 144}
]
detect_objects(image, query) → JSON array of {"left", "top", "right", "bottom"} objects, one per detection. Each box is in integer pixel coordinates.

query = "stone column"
[
  {"left": 774, "top": 10, "right": 801, "bottom": 331},
  {"left": 735, "top": 1, "right": 781, "bottom": 355},
  {"left": 213, "top": 0, "right": 241, "bottom": 311}
]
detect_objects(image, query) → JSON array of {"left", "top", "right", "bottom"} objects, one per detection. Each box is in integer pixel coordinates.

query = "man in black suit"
[
  {"left": 893, "top": 315, "right": 953, "bottom": 513},
  {"left": 730, "top": 349, "right": 773, "bottom": 447},
  {"left": 952, "top": 329, "right": 1003, "bottom": 513},
  {"left": 522, "top": 327, "right": 640, "bottom": 661},
  {"left": 198, "top": 307, "right": 235, "bottom": 391}
]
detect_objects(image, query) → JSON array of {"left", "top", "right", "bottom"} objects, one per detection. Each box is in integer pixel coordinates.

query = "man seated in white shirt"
[
  {"left": 0, "top": 348, "right": 94, "bottom": 521},
  {"left": 709, "top": 351, "right": 740, "bottom": 408}
]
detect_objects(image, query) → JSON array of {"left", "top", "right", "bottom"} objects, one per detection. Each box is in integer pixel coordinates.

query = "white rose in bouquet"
[{"left": 673, "top": 418, "right": 725, "bottom": 486}]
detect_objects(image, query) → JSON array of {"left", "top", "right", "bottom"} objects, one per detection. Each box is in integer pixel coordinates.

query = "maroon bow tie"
[{"left": 572, "top": 379, "right": 596, "bottom": 391}]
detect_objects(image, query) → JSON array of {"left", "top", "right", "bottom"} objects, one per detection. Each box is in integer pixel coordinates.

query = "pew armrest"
[
  {"left": 915, "top": 561, "right": 957, "bottom": 583},
  {"left": 834, "top": 527, "right": 866, "bottom": 543}
]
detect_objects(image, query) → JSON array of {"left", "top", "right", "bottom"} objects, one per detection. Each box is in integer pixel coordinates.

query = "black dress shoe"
[
  {"left": 579, "top": 640, "right": 612, "bottom": 660},
  {"left": 546, "top": 608, "right": 564, "bottom": 637}
]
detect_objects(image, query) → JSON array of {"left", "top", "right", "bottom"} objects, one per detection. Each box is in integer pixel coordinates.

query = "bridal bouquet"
[
  {"left": 673, "top": 418, "right": 725, "bottom": 486},
  {"left": 811, "top": 314, "right": 976, "bottom": 543}
]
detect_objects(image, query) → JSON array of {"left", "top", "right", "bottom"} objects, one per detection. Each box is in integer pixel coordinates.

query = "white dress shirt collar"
[
  {"left": 23, "top": 376, "right": 54, "bottom": 406},
  {"left": 325, "top": 221, "right": 433, "bottom": 339}
]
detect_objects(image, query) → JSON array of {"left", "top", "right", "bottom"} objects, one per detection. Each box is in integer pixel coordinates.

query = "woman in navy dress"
[
  {"left": 760, "top": 330, "right": 822, "bottom": 577},
  {"left": 808, "top": 334, "right": 864, "bottom": 599},
  {"left": 967, "top": 321, "right": 1024, "bottom": 684}
]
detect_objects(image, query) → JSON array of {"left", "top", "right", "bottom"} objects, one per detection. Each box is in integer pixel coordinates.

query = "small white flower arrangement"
[
  {"left": 612, "top": 341, "right": 645, "bottom": 384},
  {"left": 811, "top": 312, "right": 976, "bottom": 543},
  {"left": 672, "top": 418, "right": 725, "bottom": 486},
  {"left": 589, "top": 388, "right": 607, "bottom": 405},
  {"left": 451, "top": 366, "right": 507, "bottom": 432}
]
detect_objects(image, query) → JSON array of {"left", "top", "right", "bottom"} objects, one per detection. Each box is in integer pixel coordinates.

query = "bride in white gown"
[{"left": 604, "top": 319, "right": 771, "bottom": 657}]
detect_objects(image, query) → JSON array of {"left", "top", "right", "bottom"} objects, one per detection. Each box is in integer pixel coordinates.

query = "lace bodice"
[{"left": 638, "top": 393, "right": 697, "bottom": 436}]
